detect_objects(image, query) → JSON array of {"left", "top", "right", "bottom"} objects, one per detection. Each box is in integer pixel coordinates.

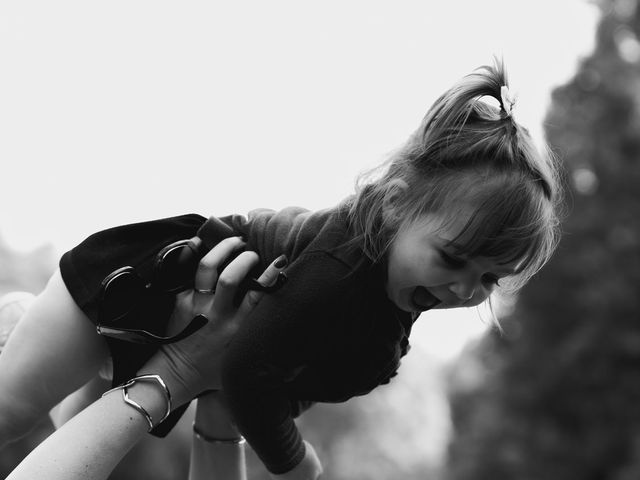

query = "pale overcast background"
[{"left": 0, "top": 1, "right": 599, "bottom": 360}]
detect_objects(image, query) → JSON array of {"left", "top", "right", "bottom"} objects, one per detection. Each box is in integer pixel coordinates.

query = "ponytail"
[
  {"left": 421, "top": 58, "right": 511, "bottom": 140},
  {"left": 401, "top": 58, "right": 556, "bottom": 199}
]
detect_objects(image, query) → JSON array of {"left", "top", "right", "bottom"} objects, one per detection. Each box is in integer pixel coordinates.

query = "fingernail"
[{"left": 274, "top": 255, "right": 288, "bottom": 268}]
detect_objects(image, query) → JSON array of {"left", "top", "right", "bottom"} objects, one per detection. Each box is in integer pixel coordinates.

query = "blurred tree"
[{"left": 445, "top": 0, "right": 640, "bottom": 478}]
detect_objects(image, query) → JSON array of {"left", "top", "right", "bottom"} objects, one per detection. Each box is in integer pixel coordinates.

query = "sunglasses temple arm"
[
  {"left": 96, "top": 272, "right": 287, "bottom": 344},
  {"left": 96, "top": 314, "right": 209, "bottom": 345}
]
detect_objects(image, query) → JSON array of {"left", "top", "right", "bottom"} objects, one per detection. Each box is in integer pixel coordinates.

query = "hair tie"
[{"left": 500, "top": 85, "right": 517, "bottom": 118}]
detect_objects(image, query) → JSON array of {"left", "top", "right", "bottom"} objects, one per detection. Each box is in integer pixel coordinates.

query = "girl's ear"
[{"left": 382, "top": 179, "right": 409, "bottom": 223}]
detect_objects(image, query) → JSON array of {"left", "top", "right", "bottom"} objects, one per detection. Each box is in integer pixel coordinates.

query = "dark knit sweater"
[{"left": 59, "top": 204, "right": 414, "bottom": 474}]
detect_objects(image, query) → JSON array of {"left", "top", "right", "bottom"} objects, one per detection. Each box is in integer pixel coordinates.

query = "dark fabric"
[
  {"left": 59, "top": 214, "right": 209, "bottom": 435},
  {"left": 59, "top": 205, "right": 414, "bottom": 473}
]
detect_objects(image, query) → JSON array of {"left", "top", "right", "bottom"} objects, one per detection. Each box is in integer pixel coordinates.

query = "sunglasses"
[{"left": 96, "top": 238, "right": 287, "bottom": 344}]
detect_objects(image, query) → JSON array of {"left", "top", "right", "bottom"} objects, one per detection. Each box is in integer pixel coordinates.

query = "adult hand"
[{"left": 142, "top": 236, "right": 286, "bottom": 407}]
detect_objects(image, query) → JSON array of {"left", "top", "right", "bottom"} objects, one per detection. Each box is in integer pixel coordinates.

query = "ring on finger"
[{"left": 195, "top": 288, "right": 216, "bottom": 295}]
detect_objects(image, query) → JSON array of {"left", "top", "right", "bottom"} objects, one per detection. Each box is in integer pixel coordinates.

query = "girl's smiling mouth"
[{"left": 411, "top": 286, "right": 441, "bottom": 312}]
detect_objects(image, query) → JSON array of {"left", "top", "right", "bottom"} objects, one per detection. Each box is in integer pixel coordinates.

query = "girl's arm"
[
  {"left": 221, "top": 252, "right": 345, "bottom": 477},
  {"left": 270, "top": 442, "right": 323, "bottom": 480}
]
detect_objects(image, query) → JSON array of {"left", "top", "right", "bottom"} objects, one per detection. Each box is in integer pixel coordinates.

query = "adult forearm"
[
  {"left": 189, "top": 432, "right": 247, "bottom": 480},
  {"left": 6, "top": 381, "right": 165, "bottom": 480},
  {"left": 189, "top": 391, "right": 247, "bottom": 480}
]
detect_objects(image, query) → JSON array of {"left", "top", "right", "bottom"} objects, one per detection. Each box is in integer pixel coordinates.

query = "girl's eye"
[
  {"left": 440, "top": 251, "right": 466, "bottom": 268},
  {"left": 482, "top": 274, "right": 500, "bottom": 287}
]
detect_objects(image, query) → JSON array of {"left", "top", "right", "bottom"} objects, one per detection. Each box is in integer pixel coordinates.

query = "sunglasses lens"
[
  {"left": 100, "top": 270, "right": 144, "bottom": 324},
  {"left": 156, "top": 244, "right": 198, "bottom": 292}
]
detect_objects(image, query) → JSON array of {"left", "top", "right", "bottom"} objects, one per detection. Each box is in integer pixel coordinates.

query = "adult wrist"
[
  {"left": 102, "top": 374, "right": 172, "bottom": 432},
  {"left": 194, "top": 391, "right": 238, "bottom": 433},
  {"left": 192, "top": 422, "right": 245, "bottom": 445},
  {"left": 139, "top": 349, "right": 199, "bottom": 407},
  {"left": 192, "top": 417, "right": 241, "bottom": 441}
]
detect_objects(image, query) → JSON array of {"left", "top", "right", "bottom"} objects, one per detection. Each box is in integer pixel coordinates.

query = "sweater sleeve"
[{"left": 221, "top": 251, "right": 351, "bottom": 474}]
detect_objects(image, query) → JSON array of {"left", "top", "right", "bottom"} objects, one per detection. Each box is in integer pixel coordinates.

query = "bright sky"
[{"left": 0, "top": 0, "right": 599, "bottom": 360}]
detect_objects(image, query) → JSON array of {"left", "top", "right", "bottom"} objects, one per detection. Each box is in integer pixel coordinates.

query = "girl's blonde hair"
[{"left": 346, "top": 59, "right": 562, "bottom": 293}]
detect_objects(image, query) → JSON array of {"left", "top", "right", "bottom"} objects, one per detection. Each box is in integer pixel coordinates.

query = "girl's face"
[{"left": 385, "top": 212, "right": 518, "bottom": 313}]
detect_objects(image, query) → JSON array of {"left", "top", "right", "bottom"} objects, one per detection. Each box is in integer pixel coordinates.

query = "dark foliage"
[{"left": 446, "top": 1, "right": 640, "bottom": 478}]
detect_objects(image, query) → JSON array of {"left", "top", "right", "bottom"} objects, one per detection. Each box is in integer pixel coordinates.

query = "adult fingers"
[
  {"left": 212, "top": 251, "right": 260, "bottom": 315},
  {"left": 194, "top": 237, "right": 245, "bottom": 293},
  {"left": 239, "top": 254, "right": 288, "bottom": 313}
]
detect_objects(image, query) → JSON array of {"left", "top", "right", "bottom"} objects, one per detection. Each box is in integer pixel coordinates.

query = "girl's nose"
[{"left": 449, "top": 281, "right": 475, "bottom": 301}]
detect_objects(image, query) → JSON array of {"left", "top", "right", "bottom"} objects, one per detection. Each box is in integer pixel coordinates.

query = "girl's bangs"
[{"left": 440, "top": 182, "right": 551, "bottom": 288}]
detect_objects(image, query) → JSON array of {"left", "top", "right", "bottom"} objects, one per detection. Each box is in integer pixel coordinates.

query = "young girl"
[{"left": 0, "top": 60, "right": 561, "bottom": 477}]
